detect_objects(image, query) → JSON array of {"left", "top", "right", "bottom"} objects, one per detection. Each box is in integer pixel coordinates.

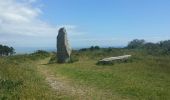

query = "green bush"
[
  {"left": 30, "top": 50, "right": 50, "bottom": 60},
  {"left": 127, "top": 39, "right": 145, "bottom": 49},
  {"left": 0, "top": 44, "right": 15, "bottom": 56},
  {"left": 126, "top": 39, "right": 170, "bottom": 55}
]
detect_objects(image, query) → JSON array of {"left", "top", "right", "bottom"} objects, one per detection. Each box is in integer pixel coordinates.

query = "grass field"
[
  {"left": 0, "top": 49, "right": 170, "bottom": 100},
  {"left": 0, "top": 53, "right": 69, "bottom": 99}
]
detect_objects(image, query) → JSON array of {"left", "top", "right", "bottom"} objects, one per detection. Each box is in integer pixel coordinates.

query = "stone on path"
[{"left": 57, "top": 27, "right": 72, "bottom": 63}]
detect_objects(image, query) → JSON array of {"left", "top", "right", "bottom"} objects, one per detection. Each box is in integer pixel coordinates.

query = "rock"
[
  {"left": 97, "top": 55, "right": 132, "bottom": 65},
  {"left": 57, "top": 27, "right": 72, "bottom": 63}
]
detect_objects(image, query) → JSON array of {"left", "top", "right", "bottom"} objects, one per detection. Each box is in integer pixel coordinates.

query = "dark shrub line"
[{"left": 0, "top": 44, "right": 15, "bottom": 56}]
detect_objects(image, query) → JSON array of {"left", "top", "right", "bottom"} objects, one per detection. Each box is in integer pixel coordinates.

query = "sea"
[{"left": 15, "top": 46, "right": 125, "bottom": 54}]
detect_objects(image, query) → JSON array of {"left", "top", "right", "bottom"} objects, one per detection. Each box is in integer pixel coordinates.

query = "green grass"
[
  {"left": 0, "top": 53, "right": 70, "bottom": 100},
  {"left": 47, "top": 49, "right": 170, "bottom": 100},
  {"left": 1, "top": 49, "right": 170, "bottom": 99}
]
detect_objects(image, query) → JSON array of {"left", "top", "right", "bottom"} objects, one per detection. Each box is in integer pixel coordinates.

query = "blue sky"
[{"left": 0, "top": 0, "right": 170, "bottom": 52}]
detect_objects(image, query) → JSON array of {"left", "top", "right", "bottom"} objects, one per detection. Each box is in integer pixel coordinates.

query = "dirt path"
[{"left": 36, "top": 58, "right": 91, "bottom": 99}]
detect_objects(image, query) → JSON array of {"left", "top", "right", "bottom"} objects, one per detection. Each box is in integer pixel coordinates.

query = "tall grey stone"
[{"left": 57, "top": 27, "right": 72, "bottom": 63}]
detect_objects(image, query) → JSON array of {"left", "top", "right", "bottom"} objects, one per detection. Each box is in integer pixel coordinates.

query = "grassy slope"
[
  {"left": 0, "top": 54, "right": 70, "bottom": 100},
  {"left": 47, "top": 49, "right": 170, "bottom": 100},
  {"left": 0, "top": 49, "right": 170, "bottom": 100}
]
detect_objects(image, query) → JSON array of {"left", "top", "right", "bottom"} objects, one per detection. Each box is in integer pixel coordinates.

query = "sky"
[{"left": 0, "top": 0, "right": 170, "bottom": 53}]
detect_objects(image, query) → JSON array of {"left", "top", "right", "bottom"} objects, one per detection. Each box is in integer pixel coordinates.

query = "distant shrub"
[
  {"left": 94, "top": 46, "right": 100, "bottom": 50},
  {"left": 159, "top": 40, "right": 170, "bottom": 54},
  {"left": 105, "top": 47, "right": 113, "bottom": 52},
  {"left": 143, "top": 43, "right": 161, "bottom": 55},
  {"left": 79, "top": 46, "right": 101, "bottom": 52},
  {"left": 33, "top": 50, "right": 49, "bottom": 55},
  {"left": 127, "top": 39, "right": 145, "bottom": 49},
  {"left": 0, "top": 44, "right": 15, "bottom": 56},
  {"left": 126, "top": 39, "right": 170, "bottom": 55},
  {"left": 79, "top": 48, "right": 88, "bottom": 51},
  {"left": 90, "top": 46, "right": 100, "bottom": 51},
  {"left": 30, "top": 50, "right": 50, "bottom": 60}
]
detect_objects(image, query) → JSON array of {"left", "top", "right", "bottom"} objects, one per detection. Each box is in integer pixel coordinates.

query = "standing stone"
[{"left": 57, "top": 27, "right": 72, "bottom": 63}]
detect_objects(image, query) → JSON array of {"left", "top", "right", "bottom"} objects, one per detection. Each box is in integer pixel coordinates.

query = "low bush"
[{"left": 29, "top": 50, "right": 50, "bottom": 60}]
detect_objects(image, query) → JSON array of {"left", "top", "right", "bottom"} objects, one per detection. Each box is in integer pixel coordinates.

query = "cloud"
[
  {"left": 0, "top": 0, "right": 82, "bottom": 37},
  {"left": 0, "top": 0, "right": 57, "bottom": 37},
  {"left": 0, "top": 0, "right": 85, "bottom": 48},
  {"left": 0, "top": 0, "right": 40, "bottom": 23}
]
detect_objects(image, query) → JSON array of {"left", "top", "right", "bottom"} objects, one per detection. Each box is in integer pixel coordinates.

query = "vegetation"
[
  {"left": 1, "top": 39, "right": 170, "bottom": 99},
  {"left": 80, "top": 45, "right": 100, "bottom": 51},
  {"left": 47, "top": 47, "right": 170, "bottom": 100},
  {"left": 0, "top": 51, "right": 66, "bottom": 100},
  {"left": 127, "top": 39, "right": 170, "bottom": 55},
  {"left": 29, "top": 50, "right": 50, "bottom": 60},
  {"left": 0, "top": 44, "right": 15, "bottom": 56},
  {"left": 46, "top": 39, "right": 170, "bottom": 99},
  {"left": 127, "top": 39, "right": 145, "bottom": 49}
]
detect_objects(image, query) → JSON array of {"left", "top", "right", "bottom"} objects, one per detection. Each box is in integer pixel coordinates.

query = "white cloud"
[
  {"left": 0, "top": 0, "right": 40, "bottom": 23},
  {"left": 0, "top": 0, "right": 85, "bottom": 49},
  {"left": 0, "top": 0, "right": 81, "bottom": 37},
  {"left": 0, "top": 0, "right": 57, "bottom": 37}
]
